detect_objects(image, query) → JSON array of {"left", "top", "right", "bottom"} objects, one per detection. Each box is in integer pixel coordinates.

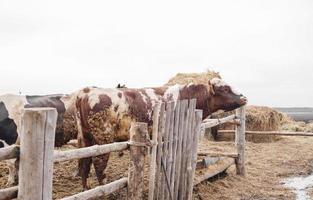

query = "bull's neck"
[{"left": 178, "top": 84, "right": 215, "bottom": 120}]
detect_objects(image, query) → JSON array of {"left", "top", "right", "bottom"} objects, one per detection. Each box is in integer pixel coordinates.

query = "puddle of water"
[{"left": 282, "top": 174, "right": 313, "bottom": 200}]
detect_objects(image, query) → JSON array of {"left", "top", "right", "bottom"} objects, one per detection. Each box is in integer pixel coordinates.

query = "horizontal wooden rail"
[
  {"left": 218, "top": 130, "right": 313, "bottom": 136},
  {"left": 201, "top": 114, "right": 236, "bottom": 129},
  {"left": 0, "top": 186, "right": 18, "bottom": 200},
  {"left": 0, "top": 145, "right": 19, "bottom": 161},
  {"left": 60, "top": 177, "right": 128, "bottom": 200},
  {"left": 198, "top": 151, "right": 239, "bottom": 158},
  {"left": 54, "top": 142, "right": 129, "bottom": 162},
  {"left": 193, "top": 158, "right": 235, "bottom": 186}
]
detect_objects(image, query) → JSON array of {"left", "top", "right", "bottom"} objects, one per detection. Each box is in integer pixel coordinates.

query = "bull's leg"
[
  {"left": 92, "top": 153, "right": 110, "bottom": 185},
  {"left": 78, "top": 157, "right": 92, "bottom": 190}
]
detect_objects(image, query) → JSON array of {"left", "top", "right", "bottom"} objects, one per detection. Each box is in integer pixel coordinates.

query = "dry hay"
[
  {"left": 164, "top": 70, "right": 221, "bottom": 86},
  {"left": 194, "top": 136, "right": 313, "bottom": 200},
  {"left": 210, "top": 106, "right": 285, "bottom": 143},
  {"left": 281, "top": 120, "right": 313, "bottom": 132}
]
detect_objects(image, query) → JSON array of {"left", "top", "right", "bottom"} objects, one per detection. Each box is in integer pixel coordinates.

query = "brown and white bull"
[{"left": 75, "top": 77, "right": 247, "bottom": 189}]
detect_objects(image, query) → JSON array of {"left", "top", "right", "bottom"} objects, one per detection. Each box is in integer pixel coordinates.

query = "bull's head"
[{"left": 208, "top": 78, "right": 247, "bottom": 112}]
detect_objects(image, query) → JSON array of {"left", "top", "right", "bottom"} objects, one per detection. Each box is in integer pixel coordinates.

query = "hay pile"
[
  {"left": 281, "top": 120, "right": 313, "bottom": 132},
  {"left": 210, "top": 106, "right": 285, "bottom": 143},
  {"left": 165, "top": 70, "right": 221, "bottom": 86}
]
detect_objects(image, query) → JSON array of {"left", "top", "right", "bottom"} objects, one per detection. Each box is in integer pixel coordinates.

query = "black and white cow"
[{"left": 0, "top": 94, "right": 77, "bottom": 185}]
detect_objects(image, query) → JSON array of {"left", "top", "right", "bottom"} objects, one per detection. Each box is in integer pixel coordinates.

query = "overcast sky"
[{"left": 0, "top": 0, "right": 312, "bottom": 107}]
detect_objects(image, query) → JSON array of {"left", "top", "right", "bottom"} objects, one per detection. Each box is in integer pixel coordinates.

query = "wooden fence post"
[
  {"left": 148, "top": 104, "right": 160, "bottom": 200},
  {"left": 235, "top": 106, "right": 246, "bottom": 176},
  {"left": 18, "top": 108, "right": 57, "bottom": 200},
  {"left": 127, "top": 122, "right": 149, "bottom": 200}
]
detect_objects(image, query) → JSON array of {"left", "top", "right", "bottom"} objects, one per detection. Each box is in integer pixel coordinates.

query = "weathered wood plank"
[
  {"left": 218, "top": 130, "right": 313, "bottom": 136},
  {"left": 197, "top": 151, "right": 238, "bottom": 158},
  {"left": 185, "top": 99, "right": 196, "bottom": 200},
  {"left": 178, "top": 100, "right": 191, "bottom": 200},
  {"left": 54, "top": 142, "right": 129, "bottom": 162},
  {"left": 18, "top": 108, "right": 57, "bottom": 200},
  {"left": 148, "top": 103, "right": 160, "bottom": 200},
  {"left": 196, "top": 157, "right": 222, "bottom": 169},
  {"left": 164, "top": 102, "right": 175, "bottom": 200},
  {"left": 235, "top": 106, "right": 246, "bottom": 176},
  {"left": 193, "top": 158, "right": 235, "bottom": 186},
  {"left": 169, "top": 101, "right": 181, "bottom": 198},
  {"left": 155, "top": 103, "right": 165, "bottom": 200},
  {"left": 60, "top": 178, "right": 127, "bottom": 200},
  {"left": 173, "top": 100, "right": 188, "bottom": 200},
  {"left": 187, "top": 109, "right": 203, "bottom": 200},
  {"left": 127, "top": 122, "right": 149, "bottom": 200},
  {"left": 201, "top": 114, "right": 236, "bottom": 129}
]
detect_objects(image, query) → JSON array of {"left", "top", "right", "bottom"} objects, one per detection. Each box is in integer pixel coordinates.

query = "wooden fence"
[
  {"left": 0, "top": 108, "right": 150, "bottom": 200},
  {"left": 0, "top": 103, "right": 248, "bottom": 200},
  {"left": 148, "top": 99, "right": 203, "bottom": 200},
  {"left": 194, "top": 106, "right": 246, "bottom": 184}
]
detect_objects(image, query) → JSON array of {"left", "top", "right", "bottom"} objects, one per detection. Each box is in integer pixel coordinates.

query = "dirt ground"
[{"left": 1, "top": 136, "right": 313, "bottom": 200}]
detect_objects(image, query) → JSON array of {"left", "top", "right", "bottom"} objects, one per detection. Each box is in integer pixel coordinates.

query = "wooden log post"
[
  {"left": 155, "top": 104, "right": 165, "bottom": 200},
  {"left": 173, "top": 100, "right": 188, "bottom": 200},
  {"left": 235, "top": 106, "right": 246, "bottom": 176},
  {"left": 160, "top": 102, "right": 173, "bottom": 200},
  {"left": 18, "top": 108, "right": 57, "bottom": 200},
  {"left": 185, "top": 100, "right": 196, "bottom": 200},
  {"left": 169, "top": 101, "right": 181, "bottom": 198},
  {"left": 127, "top": 122, "right": 149, "bottom": 200},
  {"left": 178, "top": 100, "right": 190, "bottom": 200},
  {"left": 148, "top": 104, "right": 160, "bottom": 200}
]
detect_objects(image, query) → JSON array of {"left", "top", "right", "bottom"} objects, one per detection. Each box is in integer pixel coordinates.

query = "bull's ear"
[{"left": 208, "top": 80, "right": 215, "bottom": 95}]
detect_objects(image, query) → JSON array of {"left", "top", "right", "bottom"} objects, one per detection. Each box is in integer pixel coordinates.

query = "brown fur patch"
[
  {"left": 83, "top": 87, "right": 90, "bottom": 93},
  {"left": 179, "top": 84, "right": 211, "bottom": 119},
  {"left": 92, "top": 94, "right": 112, "bottom": 113},
  {"left": 123, "top": 90, "right": 151, "bottom": 123},
  {"left": 117, "top": 92, "right": 122, "bottom": 98},
  {"left": 153, "top": 87, "right": 166, "bottom": 96}
]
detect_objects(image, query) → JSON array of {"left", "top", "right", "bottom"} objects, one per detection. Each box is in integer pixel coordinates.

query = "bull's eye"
[{"left": 223, "top": 87, "right": 230, "bottom": 93}]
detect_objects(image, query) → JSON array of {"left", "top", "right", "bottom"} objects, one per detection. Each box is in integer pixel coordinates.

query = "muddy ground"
[{"left": 1, "top": 136, "right": 313, "bottom": 200}]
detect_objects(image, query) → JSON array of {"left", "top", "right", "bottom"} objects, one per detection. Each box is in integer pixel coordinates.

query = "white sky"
[{"left": 0, "top": 0, "right": 312, "bottom": 107}]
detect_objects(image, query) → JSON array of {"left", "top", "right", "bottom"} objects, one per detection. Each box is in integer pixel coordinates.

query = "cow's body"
[
  {"left": 0, "top": 94, "right": 77, "bottom": 147},
  {"left": 75, "top": 78, "right": 247, "bottom": 189},
  {"left": 0, "top": 94, "right": 77, "bottom": 185}
]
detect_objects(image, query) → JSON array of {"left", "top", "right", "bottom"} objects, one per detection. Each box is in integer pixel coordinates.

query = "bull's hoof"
[{"left": 82, "top": 179, "right": 92, "bottom": 191}]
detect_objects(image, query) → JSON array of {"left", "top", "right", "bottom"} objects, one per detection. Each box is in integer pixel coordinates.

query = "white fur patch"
[
  {"left": 0, "top": 94, "right": 27, "bottom": 135},
  {"left": 61, "top": 93, "right": 78, "bottom": 111},
  {"left": 164, "top": 84, "right": 181, "bottom": 103},
  {"left": 139, "top": 91, "right": 147, "bottom": 104},
  {"left": 145, "top": 88, "right": 160, "bottom": 108},
  {"left": 231, "top": 87, "right": 241, "bottom": 96},
  {"left": 210, "top": 78, "right": 227, "bottom": 87},
  {"left": 210, "top": 78, "right": 241, "bottom": 95},
  {"left": 0, "top": 139, "right": 9, "bottom": 147}
]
